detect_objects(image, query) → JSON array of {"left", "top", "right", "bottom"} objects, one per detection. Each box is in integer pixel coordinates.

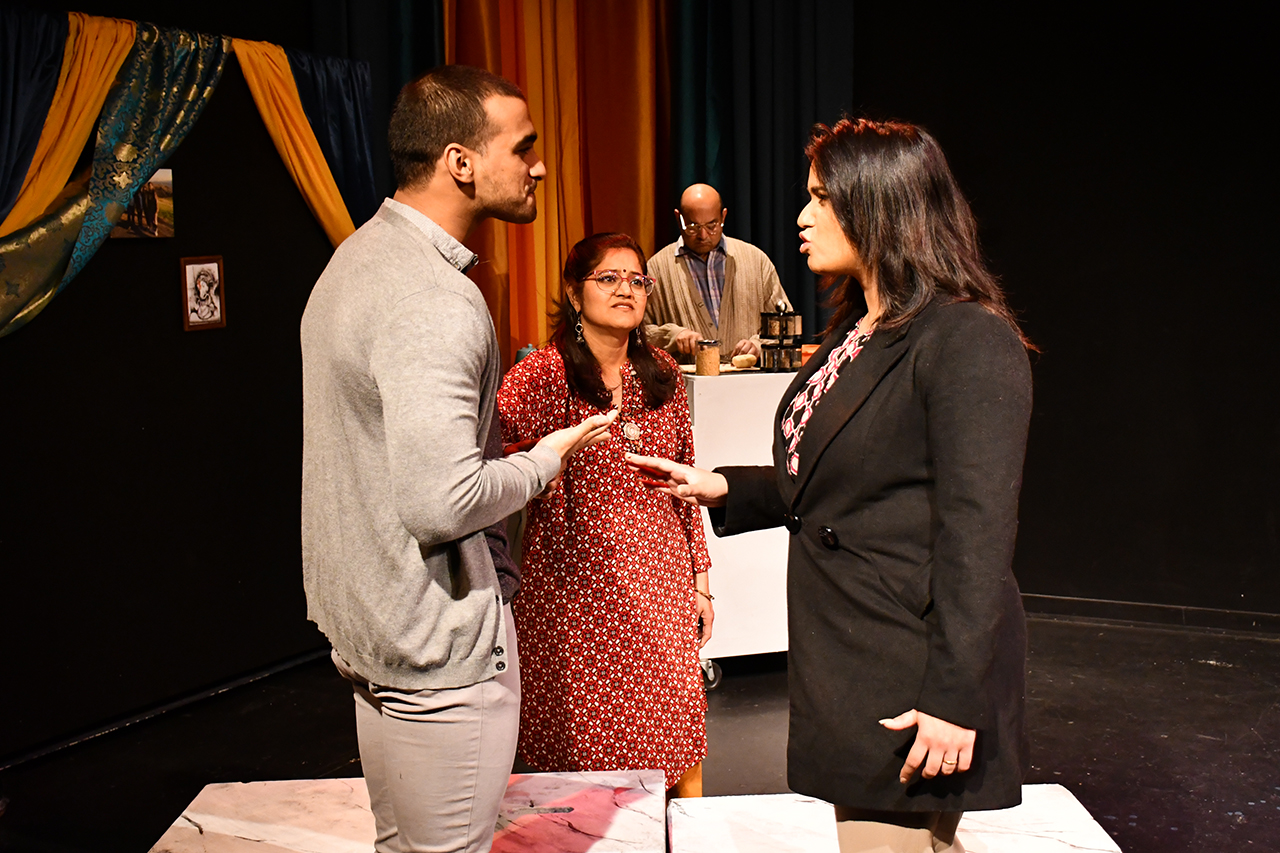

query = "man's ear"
[
  {"left": 444, "top": 143, "right": 474, "bottom": 184},
  {"left": 720, "top": 208, "right": 728, "bottom": 227}
]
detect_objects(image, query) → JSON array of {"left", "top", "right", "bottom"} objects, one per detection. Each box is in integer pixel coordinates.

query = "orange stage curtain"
[
  {"left": 449, "top": 0, "right": 521, "bottom": 365},
  {"left": 442, "top": 0, "right": 665, "bottom": 367},
  {"left": 449, "top": 0, "right": 588, "bottom": 366},
  {"left": 231, "top": 38, "right": 355, "bottom": 248},
  {"left": 514, "top": 0, "right": 586, "bottom": 360},
  {"left": 0, "top": 13, "right": 134, "bottom": 238},
  {"left": 577, "top": 0, "right": 661, "bottom": 256}
]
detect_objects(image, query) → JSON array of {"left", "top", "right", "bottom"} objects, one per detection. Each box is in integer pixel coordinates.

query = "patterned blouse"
[
  {"left": 497, "top": 345, "right": 710, "bottom": 788},
  {"left": 779, "top": 321, "right": 873, "bottom": 477}
]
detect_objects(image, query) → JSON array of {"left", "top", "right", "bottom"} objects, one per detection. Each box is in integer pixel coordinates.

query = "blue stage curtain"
[
  {"left": 61, "top": 24, "right": 229, "bottom": 288},
  {"left": 668, "top": 0, "right": 854, "bottom": 341},
  {"left": 284, "top": 47, "right": 379, "bottom": 228},
  {"left": 0, "top": 7, "right": 68, "bottom": 225}
]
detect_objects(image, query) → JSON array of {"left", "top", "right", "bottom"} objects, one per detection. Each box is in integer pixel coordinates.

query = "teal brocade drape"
[
  {"left": 0, "top": 25, "right": 227, "bottom": 337},
  {"left": 64, "top": 26, "right": 228, "bottom": 285}
]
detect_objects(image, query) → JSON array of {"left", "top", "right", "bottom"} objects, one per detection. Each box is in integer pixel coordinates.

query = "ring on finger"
[{"left": 941, "top": 757, "right": 958, "bottom": 766}]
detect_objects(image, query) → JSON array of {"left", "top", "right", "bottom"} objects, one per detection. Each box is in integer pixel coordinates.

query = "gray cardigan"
[{"left": 301, "top": 200, "right": 560, "bottom": 690}]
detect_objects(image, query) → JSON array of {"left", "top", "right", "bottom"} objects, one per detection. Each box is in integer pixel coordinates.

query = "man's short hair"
[{"left": 388, "top": 65, "right": 526, "bottom": 191}]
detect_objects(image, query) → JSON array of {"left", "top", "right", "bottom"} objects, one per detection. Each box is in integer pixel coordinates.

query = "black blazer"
[{"left": 714, "top": 298, "right": 1032, "bottom": 811}]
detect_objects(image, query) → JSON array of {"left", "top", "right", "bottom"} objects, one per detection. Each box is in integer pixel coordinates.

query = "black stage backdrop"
[
  {"left": 0, "top": 0, "right": 446, "bottom": 765},
  {"left": 850, "top": 5, "right": 1279, "bottom": 620},
  {"left": 0, "top": 58, "right": 334, "bottom": 763},
  {"left": 2, "top": 1, "right": 1277, "bottom": 762}
]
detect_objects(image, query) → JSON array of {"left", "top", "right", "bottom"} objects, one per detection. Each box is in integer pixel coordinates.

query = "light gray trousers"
[{"left": 332, "top": 605, "right": 520, "bottom": 853}]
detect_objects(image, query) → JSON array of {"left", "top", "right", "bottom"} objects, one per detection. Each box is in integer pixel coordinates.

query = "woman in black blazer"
[{"left": 629, "top": 118, "right": 1033, "bottom": 852}]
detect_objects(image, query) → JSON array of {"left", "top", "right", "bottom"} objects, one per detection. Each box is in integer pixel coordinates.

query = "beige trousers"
[
  {"left": 332, "top": 605, "right": 521, "bottom": 853},
  {"left": 834, "top": 807, "right": 965, "bottom": 853}
]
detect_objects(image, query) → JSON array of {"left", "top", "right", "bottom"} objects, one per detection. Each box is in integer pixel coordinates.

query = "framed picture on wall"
[
  {"left": 180, "top": 256, "right": 226, "bottom": 331},
  {"left": 110, "top": 168, "right": 174, "bottom": 238}
]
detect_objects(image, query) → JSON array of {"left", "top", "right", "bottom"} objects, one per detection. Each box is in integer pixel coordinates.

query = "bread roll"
[{"left": 731, "top": 353, "right": 758, "bottom": 369}]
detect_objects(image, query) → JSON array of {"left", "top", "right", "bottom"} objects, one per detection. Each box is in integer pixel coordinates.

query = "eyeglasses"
[
  {"left": 583, "top": 270, "right": 656, "bottom": 295},
  {"left": 679, "top": 214, "right": 724, "bottom": 236}
]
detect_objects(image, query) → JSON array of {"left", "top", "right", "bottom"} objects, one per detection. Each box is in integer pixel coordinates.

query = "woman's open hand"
[
  {"left": 879, "top": 709, "right": 976, "bottom": 783},
  {"left": 624, "top": 453, "right": 728, "bottom": 507}
]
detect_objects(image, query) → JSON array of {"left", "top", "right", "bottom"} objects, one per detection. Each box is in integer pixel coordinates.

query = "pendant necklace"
[{"left": 613, "top": 363, "right": 643, "bottom": 446}]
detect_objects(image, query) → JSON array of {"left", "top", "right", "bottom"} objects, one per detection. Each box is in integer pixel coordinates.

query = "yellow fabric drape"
[
  {"left": 443, "top": 1, "right": 663, "bottom": 366},
  {"left": 230, "top": 39, "right": 354, "bottom": 248},
  {"left": 0, "top": 13, "right": 134, "bottom": 239}
]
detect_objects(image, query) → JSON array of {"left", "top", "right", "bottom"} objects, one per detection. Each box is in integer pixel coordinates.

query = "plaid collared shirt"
[{"left": 677, "top": 235, "right": 727, "bottom": 328}]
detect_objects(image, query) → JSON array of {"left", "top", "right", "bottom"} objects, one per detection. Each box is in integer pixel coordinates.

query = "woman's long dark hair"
[
  {"left": 551, "top": 232, "right": 676, "bottom": 410},
  {"left": 807, "top": 118, "right": 1033, "bottom": 349}
]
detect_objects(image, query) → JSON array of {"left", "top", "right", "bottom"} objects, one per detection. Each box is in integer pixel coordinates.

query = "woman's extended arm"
[
  {"left": 626, "top": 455, "right": 791, "bottom": 538},
  {"left": 625, "top": 453, "right": 728, "bottom": 506}
]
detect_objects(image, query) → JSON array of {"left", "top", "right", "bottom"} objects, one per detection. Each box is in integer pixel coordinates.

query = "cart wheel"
[{"left": 700, "top": 659, "right": 723, "bottom": 691}]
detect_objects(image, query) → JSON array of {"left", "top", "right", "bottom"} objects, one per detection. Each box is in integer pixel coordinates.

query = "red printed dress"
[{"left": 497, "top": 345, "right": 711, "bottom": 787}]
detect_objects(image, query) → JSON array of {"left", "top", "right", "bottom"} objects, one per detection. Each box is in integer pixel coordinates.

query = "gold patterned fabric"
[
  {"left": 62, "top": 25, "right": 229, "bottom": 285},
  {"left": 0, "top": 172, "right": 89, "bottom": 336},
  {"left": 0, "top": 24, "right": 228, "bottom": 337},
  {"left": 0, "top": 13, "right": 135, "bottom": 239}
]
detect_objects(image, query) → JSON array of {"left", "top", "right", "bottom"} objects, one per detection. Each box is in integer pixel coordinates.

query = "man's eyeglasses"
[
  {"left": 583, "top": 270, "right": 656, "bottom": 295},
  {"left": 679, "top": 214, "right": 724, "bottom": 236}
]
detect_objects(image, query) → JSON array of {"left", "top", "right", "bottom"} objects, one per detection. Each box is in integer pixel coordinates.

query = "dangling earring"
[
  {"left": 575, "top": 318, "right": 585, "bottom": 344},
  {"left": 634, "top": 326, "right": 644, "bottom": 346}
]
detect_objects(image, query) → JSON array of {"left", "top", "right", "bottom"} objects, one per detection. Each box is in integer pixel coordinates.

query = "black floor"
[{"left": 1, "top": 616, "right": 1277, "bottom": 852}]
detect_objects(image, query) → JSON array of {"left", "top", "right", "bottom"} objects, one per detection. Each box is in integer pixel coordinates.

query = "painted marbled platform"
[
  {"left": 666, "top": 784, "right": 1122, "bottom": 853},
  {"left": 149, "top": 770, "right": 666, "bottom": 853},
  {"left": 493, "top": 770, "right": 665, "bottom": 852}
]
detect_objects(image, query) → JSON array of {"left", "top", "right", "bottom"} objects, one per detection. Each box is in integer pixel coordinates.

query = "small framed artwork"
[
  {"left": 180, "top": 256, "right": 226, "bottom": 331},
  {"left": 111, "top": 168, "right": 173, "bottom": 238}
]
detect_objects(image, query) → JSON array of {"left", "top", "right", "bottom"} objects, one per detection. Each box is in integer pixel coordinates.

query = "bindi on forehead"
[{"left": 599, "top": 249, "right": 642, "bottom": 273}]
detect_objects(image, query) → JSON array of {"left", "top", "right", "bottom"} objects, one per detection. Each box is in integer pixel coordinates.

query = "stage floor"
[
  {"left": 2, "top": 616, "right": 1278, "bottom": 852},
  {"left": 145, "top": 774, "right": 1117, "bottom": 853}
]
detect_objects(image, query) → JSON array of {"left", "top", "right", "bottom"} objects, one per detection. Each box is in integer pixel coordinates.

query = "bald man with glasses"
[{"left": 644, "top": 183, "right": 791, "bottom": 362}]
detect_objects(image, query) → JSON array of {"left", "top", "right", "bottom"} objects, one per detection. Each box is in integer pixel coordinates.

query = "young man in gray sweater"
[{"left": 301, "top": 65, "right": 615, "bottom": 853}]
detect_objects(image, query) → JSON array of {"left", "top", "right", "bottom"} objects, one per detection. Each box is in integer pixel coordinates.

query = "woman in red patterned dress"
[{"left": 497, "top": 232, "right": 713, "bottom": 797}]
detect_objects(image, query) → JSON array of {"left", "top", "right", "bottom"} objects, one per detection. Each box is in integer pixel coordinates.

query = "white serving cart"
[{"left": 683, "top": 370, "right": 795, "bottom": 685}]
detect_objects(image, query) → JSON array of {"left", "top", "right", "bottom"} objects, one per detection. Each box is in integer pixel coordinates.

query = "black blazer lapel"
[{"left": 787, "top": 323, "right": 911, "bottom": 503}]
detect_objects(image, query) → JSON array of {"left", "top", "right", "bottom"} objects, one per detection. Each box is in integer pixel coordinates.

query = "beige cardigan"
[{"left": 644, "top": 236, "right": 791, "bottom": 361}]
